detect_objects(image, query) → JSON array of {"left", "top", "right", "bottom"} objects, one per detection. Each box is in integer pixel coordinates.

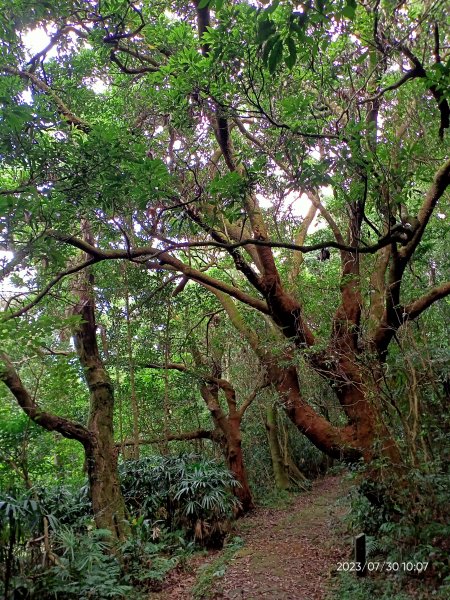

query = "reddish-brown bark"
[
  {"left": 225, "top": 415, "right": 254, "bottom": 513},
  {"left": 198, "top": 378, "right": 255, "bottom": 514}
]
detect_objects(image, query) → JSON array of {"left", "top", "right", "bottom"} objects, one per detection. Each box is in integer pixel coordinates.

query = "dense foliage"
[
  {"left": 0, "top": 0, "right": 448, "bottom": 597},
  {"left": 0, "top": 454, "right": 238, "bottom": 598}
]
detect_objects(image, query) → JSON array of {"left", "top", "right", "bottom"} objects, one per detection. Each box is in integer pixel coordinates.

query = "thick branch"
[
  {"left": 119, "top": 429, "right": 216, "bottom": 446},
  {"left": 395, "top": 42, "right": 449, "bottom": 138},
  {"left": 401, "top": 157, "right": 450, "bottom": 261},
  {"left": 2, "top": 67, "right": 89, "bottom": 131},
  {"left": 0, "top": 352, "right": 93, "bottom": 447},
  {"left": 46, "top": 230, "right": 270, "bottom": 313},
  {"left": 372, "top": 158, "right": 450, "bottom": 356},
  {"left": 109, "top": 51, "right": 158, "bottom": 74},
  {"left": 403, "top": 281, "right": 450, "bottom": 321},
  {"left": 124, "top": 229, "right": 415, "bottom": 256}
]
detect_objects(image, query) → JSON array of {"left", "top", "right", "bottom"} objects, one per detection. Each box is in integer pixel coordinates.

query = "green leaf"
[
  {"left": 265, "top": 0, "right": 280, "bottom": 15},
  {"left": 290, "top": 12, "right": 309, "bottom": 38},
  {"left": 197, "top": 0, "right": 211, "bottom": 8},
  {"left": 257, "top": 18, "right": 276, "bottom": 43},
  {"left": 342, "top": 0, "right": 356, "bottom": 20},
  {"left": 262, "top": 33, "right": 280, "bottom": 65},
  {"left": 268, "top": 39, "right": 283, "bottom": 74},
  {"left": 285, "top": 36, "right": 297, "bottom": 69}
]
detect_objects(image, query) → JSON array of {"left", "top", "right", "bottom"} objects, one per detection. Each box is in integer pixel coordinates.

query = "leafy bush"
[
  {"left": 35, "top": 484, "right": 93, "bottom": 530},
  {"left": 119, "top": 454, "right": 240, "bottom": 547},
  {"left": 345, "top": 458, "right": 450, "bottom": 597},
  {"left": 37, "top": 528, "right": 133, "bottom": 600},
  {"left": 0, "top": 491, "right": 58, "bottom": 599},
  {"left": 0, "top": 454, "right": 240, "bottom": 598},
  {"left": 120, "top": 525, "right": 193, "bottom": 592}
]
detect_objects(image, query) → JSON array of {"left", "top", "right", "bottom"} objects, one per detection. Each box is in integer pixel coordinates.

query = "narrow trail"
[
  {"left": 150, "top": 475, "right": 350, "bottom": 600},
  {"left": 217, "top": 475, "right": 349, "bottom": 600}
]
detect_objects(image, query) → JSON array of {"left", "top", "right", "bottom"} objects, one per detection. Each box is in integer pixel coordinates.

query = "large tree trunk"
[
  {"left": 0, "top": 351, "right": 127, "bottom": 538},
  {"left": 213, "top": 290, "right": 399, "bottom": 465},
  {"left": 72, "top": 242, "right": 128, "bottom": 539},
  {"left": 85, "top": 439, "right": 126, "bottom": 536},
  {"left": 198, "top": 378, "right": 255, "bottom": 513}
]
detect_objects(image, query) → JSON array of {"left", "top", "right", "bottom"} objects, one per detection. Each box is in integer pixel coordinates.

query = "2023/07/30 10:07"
[{"left": 337, "top": 562, "right": 429, "bottom": 573}]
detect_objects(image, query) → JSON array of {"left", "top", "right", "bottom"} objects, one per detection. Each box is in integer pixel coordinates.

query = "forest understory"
[
  {"left": 149, "top": 474, "right": 445, "bottom": 600},
  {"left": 154, "top": 474, "right": 349, "bottom": 600},
  {"left": 1, "top": 0, "right": 449, "bottom": 599}
]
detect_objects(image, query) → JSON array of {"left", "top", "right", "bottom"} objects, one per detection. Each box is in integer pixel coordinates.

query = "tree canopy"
[{"left": 0, "top": 0, "right": 449, "bottom": 587}]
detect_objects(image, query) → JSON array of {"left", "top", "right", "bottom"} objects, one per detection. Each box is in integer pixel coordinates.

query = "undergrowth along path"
[
  {"left": 149, "top": 474, "right": 350, "bottom": 600},
  {"left": 215, "top": 474, "right": 349, "bottom": 600}
]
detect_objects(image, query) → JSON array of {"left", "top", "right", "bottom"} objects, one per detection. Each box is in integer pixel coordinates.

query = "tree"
[
  {"left": 0, "top": 254, "right": 128, "bottom": 538},
  {"left": 1, "top": 0, "right": 449, "bottom": 504}
]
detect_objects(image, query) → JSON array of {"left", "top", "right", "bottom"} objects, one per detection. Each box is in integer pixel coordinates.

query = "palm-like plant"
[{"left": 119, "top": 454, "right": 240, "bottom": 546}]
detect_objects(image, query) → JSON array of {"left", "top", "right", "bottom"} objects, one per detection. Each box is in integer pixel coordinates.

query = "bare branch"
[
  {"left": 360, "top": 65, "right": 423, "bottom": 104},
  {"left": 238, "top": 381, "right": 268, "bottom": 418},
  {"left": 2, "top": 257, "right": 96, "bottom": 321},
  {"left": 306, "top": 190, "right": 344, "bottom": 245},
  {"left": 27, "top": 26, "right": 88, "bottom": 69},
  {"left": 109, "top": 50, "right": 158, "bottom": 74}
]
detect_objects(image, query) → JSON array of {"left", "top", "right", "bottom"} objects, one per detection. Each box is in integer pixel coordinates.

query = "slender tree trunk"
[
  {"left": 224, "top": 415, "right": 254, "bottom": 513},
  {"left": 198, "top": 377, "right": 254, "bottom": 513},
  {"left": 265, "top": 403, "right": 290, "bottom": 491},
  {"left": 75, "top": 303, "right": 128, "bottom": 537},
  {"left": 123, "top": 264, "right": 140, "bottom": 459}
]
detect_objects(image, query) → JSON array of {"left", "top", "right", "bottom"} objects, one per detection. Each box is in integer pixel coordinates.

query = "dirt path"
[
  {"left": 150, "top": 475, "right": 350, "bottom": 600},
  {"left": 216, "top": 475, "right": 349, "bottom": 600}
]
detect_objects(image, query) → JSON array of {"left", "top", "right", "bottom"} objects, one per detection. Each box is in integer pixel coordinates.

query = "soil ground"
[{"left": 149, "top": 474, "right": 351, "bottom": 600}]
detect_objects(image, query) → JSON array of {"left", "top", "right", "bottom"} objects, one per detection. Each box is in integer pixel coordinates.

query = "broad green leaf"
[
  {"left": 285, "top": 36, "right": 297, "bottom": 69},
  {"left": 342, "top": 0, "right": 357, "bottom": 20},
  {"left": 257, "top": 18, "right": 276, "bottom": 43},
  {"left": 262, "top": 33, "right": 281, "bottom": 65},
  {"left": 268, "top": 38, "right": 283, "bottom": 74}
]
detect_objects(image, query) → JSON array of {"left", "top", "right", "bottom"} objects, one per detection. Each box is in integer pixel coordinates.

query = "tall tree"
[{"left": 1, "top": 0, "right": 448, "bottom": 483}]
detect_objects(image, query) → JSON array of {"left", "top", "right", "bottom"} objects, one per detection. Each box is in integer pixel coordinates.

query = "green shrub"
[
  {"left": 37, "top": 528, "right": 133, "bottom": 600},
  {"left": 119, "top": 453, "right": 240, "bottom": 547},
  {"left": 345, "top": 459, "right": 450, "bottom": 598},
  {"left": 35, "top": 484, "right": 92, "bottom": 530}
]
